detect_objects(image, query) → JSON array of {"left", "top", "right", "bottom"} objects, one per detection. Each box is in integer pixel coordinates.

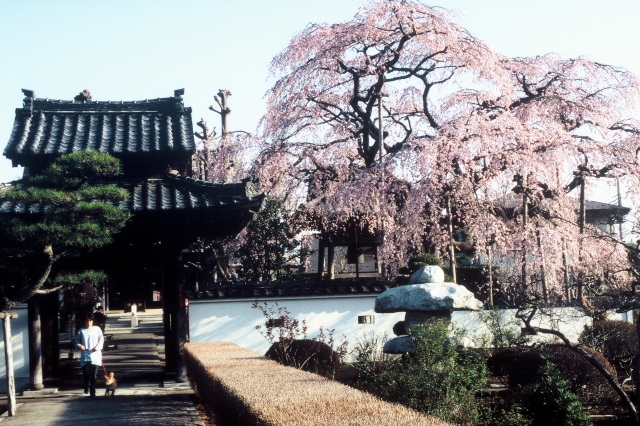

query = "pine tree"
[{"left": 0, "top": 151, "right": 130, "bottom": 310}]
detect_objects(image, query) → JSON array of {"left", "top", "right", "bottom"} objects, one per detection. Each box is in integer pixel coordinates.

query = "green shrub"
[
  {"left": 579, "top": 319, "right": 637, "bottom": 379},
  {"left": 520, "top": 361, "right": 592, "bottom": 426},
  {"left": 487, "top": 347, "right": 525, "bottom": 377},
  {"left": 509, "top": 344, "right": 618, "bottom": 405},
  {"left": 492, "top": 403, "right": 534, "bottom": 426},
  {"left": 352, "top": 332, "right": 396, "bottom": 391},
  {"left": 354, "top": 321, "right": 488, "bottom": 425},
  {"left": 477, "top": 309, "right": 531, "bottom": 348},
  {"left": 508, "top": 350, "right": 547, "bottom": 389},
  {"left": 408, "top": 252, "right": 442, "bottom": 272},
  {"left": 498, "top": 359, "right": 592, "bottom": 425}
]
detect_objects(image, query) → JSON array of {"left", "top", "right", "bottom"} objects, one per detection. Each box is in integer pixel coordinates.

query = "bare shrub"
[
  {"left": 252, "top": 300, "right": 348, "bottom": 379},
  {"left": 266, "top": 339, "right": 342, "bottom": 377},
  {"left": 579, "top": 319, "right": 638, "bottom": 380}
]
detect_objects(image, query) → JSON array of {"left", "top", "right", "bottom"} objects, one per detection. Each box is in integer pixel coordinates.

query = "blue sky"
[{"left": 1, "top": 0, "right": 638, "bottom": 183}]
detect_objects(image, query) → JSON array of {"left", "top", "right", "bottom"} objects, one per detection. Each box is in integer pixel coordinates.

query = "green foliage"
[
  {"left": 353, "top": 321, "right": 488, "bottom": 425},
  {"left": 29, "top": 150, "right": 123, "bottom": 188},
  {"left": 2, "top": 151, "right": 129, "bottom": 255},
  {"left": 511, "top": 360, "right": 592, "bottom": 426},
  {"left": 408, "top": 252, "right": 442, "bottom": 272},
  {"left": 0, "top": 151, "right": 130, "bottom": 309},
  {"left": 579, "top": 319, "right": 638, "bottom": 380},
  {"left": 237, "top": 197, "right": 307, "bottom": 281},
  {"left": 52, "top": 270, "right": 109, "bottom": 287},
  {"left": 56, "top": 270, "right": 107, "bottom": 334},
  {"left": 491, "top": 401, "right": 534, "bottom": 426},
  {"left": 508, "top": 345, "right": 618, "bottom": 406},
  {"left": 352, "top": 332, "right": 396, "bottom": 390},
  {"left": 489, "top": 358, "right": 593, "bottom": 425},
  {"left": 477, "top": 309, "right": 530, "bottom": 348}
]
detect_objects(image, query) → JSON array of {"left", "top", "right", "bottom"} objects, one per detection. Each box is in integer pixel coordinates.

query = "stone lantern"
[{"left": 375, "top": 265, "right": 483, "bottom": 353}]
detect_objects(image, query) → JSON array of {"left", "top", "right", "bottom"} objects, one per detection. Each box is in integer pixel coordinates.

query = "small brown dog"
[{"left": 104, "top": 372, "right": 117, "bottom": 398}]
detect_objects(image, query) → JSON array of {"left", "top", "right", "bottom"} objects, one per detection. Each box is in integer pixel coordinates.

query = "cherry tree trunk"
[
  {"left": 578, "top": 178, "right": 586, "bottom": 300},
  {"left": 447, "top": 198, "right": 457, "bottom": 283},
  {"left": 521, "top": 187, "right": 528, "bottom": 295}
]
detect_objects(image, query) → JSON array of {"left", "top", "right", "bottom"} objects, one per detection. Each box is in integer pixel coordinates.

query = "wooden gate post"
[{"left": 1, "top": 312, "right": 18, "bottom": 416}]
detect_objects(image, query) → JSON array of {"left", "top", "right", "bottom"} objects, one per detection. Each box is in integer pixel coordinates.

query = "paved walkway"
[{"left": 0, "top": 310, "right": 206, "bottom": 425}]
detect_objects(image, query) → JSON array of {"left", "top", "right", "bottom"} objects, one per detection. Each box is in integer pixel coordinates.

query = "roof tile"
[
  {"left": 3, "top": 95, "right": 195, "bottom": 163},
  {"left": 0, "top": 174, "right": 263, "bottom": 215}
]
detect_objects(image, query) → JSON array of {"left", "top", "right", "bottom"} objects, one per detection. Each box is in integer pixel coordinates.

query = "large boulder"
[
  {"left": 409, "top": 265, "right": 445, "bottom": 284},
  {"left": 375, "top": 283, "right": 483, "bottom": 313}
]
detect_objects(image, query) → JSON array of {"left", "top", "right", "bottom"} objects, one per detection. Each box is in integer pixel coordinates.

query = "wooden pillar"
[
  {"left": 44, "top": 291, "right": 60, "bottom": 378},
  {"left": 28, "top": 297, "right": 44, "bottom": 390},
  {"left": 317, "top": 240, "right": 325, "bottom": 277},
  {"left": 164, "top": 249, "right": 188, "bottom": 382},
  {"left": 327, "top": 244, "right": 335, "bottom": 280},
  {"left": 2, "top": 312, "right": 17, "bottom": 416}
]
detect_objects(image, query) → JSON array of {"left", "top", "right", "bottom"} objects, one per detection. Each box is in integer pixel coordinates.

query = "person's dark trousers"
[{"left": 82, "top": 364, "right": 99, "bottom": 397}]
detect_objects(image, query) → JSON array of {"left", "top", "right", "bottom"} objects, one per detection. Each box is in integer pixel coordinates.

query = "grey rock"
[
  {"left": 404, "top": 310, "right": 451, "bottom": 334},
  {"left": 409, "top": 265, "right": 445, "bottom": 284},
  {"left": 375, "top": 283, "right": 483, "bottom": 313},
  {"left": 383, "top": 336, "right": 416, "bottom": 354}
]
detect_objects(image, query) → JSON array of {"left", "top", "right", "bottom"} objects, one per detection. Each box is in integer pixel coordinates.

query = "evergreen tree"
[
  {"left": 0, "top": 151, "right": 130, "bottom": 311},
  {"left": 237, "top": 197, "right": 305, "bottom": 281}
]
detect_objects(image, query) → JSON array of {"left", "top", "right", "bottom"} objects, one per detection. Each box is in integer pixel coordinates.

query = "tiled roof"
[
  {"left": 3, "top": 91, "right": 195, "bottom": 164},
  {"left": 120, "top": 174, "right": 263, "bottom": 212},
  {"left": 0, "top": 174, "right": 263, "bottom": 215},
  {"left": 186, "top": 277, "right": 395, "bottom": 300},
  {"left": 584, "top": 199, "right": 630, "bottom": 213},
  {"left": 498, "top": 192, "right": 629, "bottom": 216}
]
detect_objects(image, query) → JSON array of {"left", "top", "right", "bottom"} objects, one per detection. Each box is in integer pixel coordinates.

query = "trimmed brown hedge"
[{"left": 185, "top": 341, "right": 450, "bottom": 426}]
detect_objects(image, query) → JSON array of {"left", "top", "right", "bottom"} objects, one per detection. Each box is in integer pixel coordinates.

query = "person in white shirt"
[{"left": 74, "top": 312, "right": 104, "bottom": 397}]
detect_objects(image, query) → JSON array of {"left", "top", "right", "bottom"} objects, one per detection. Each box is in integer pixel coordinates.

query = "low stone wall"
[{"left": 184, "top": 341, "right": 450, "bottom": 426}]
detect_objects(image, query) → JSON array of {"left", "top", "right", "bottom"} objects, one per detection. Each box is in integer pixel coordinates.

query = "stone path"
[{"left": 0, "top": 310, "right": 206, "bottom": 425}]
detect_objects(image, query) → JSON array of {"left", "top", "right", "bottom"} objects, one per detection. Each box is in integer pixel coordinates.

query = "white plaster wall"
[
  {"left": 190, "top": 297, "right": 603, "bottom": 358},
  {"left": 452, "top": 307, "right": 592, "bottom": 347},
  {"left": 0, "top": 306, "right": 30, "bottom": 392},
  {"left": 189, "top": 295, "right": 405, "bottom": 357}
]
